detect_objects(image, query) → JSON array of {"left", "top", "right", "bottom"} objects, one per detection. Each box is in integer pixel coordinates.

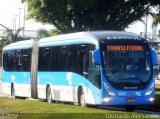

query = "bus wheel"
[
  {"left": 46, "top": 86, "right": 52, "bottom": 103},
  {"left": 11, "top": 84, "right": 15, "bottom": 98},
  {"left": 125, "top": 105, "right": 136, "bottom": 111},
  {"left": 80, "top": 90, "right": 86, "bottom": 107}
]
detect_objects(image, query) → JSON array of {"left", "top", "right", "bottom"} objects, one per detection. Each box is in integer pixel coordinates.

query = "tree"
[
  {"left": 0, "top": 27, "right": 22, "bottom": 66},
  {"left": 22, "top": 0, "right": 160, "bottom": 33},
  {"left": 152, "top": 11, "right": 160, "bottom": 26},
  {"left": 1, "top": 27, "right": 24, "bottom": 47},
  {"left": 152, "top": 10, "right": 160, "bottom": 37},
  {"left": 36, "top": 28, "right": 50, "bottom": 39},
  {"left": 49, "top": 29, "right": 61, "bottom": 36}
]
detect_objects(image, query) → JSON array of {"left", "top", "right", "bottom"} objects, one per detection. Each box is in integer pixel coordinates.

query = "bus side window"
[
  {"left": 38, "top": 47, "right": 43, "bottom": 71},
  {"left": 83, "top": 45, "right": 90, "bottom": 78},
  {"left": 68, "top": 45, "right": 78, "bottom": 72},
  {"left": 22, "top": 49, "right": 31, "bottom": 71},
  {"left": 16, "top": 50, "right": 22, "bottom": 71},
  {"left": 77, "top": 44, "right": 88, "bottom": 75},
  {"left": 58, "top": 46, "right": 68, "bottom": 71},
  {"left": 3, "top": 51, "right": 8, "bottom": 71},
  {"left": 9, "top": 50, "right": 16, "bottom": 71},
  {"left": 43, "top": 47, "right": 51, "bottom": 71},
  {"left": 51, "top": 46, "right": 60, "bottom": 71}
]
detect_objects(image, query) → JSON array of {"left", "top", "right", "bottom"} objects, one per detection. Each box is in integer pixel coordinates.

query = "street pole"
[
  {"left": 145, "top": 14, "right": 148, "bottom": 39},
  {"left": 14, "top": 15, "right": 18, "bottom": 32},
  {"left": 13, "top": 18, "right": 15, "bottom": 32},
  {"left": 18, "top": 8, "right": 22, "bottom": 29},
  {"left": 145, "top": 5, "right": 149, "bottom": 40},
  {"left": 23, "top": 3, "right": 26, "bottom": 36}
]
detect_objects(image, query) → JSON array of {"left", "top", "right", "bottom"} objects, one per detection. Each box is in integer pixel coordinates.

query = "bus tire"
[
  {"left": 11, "top": 83, "right": 15, "bottom": 98},
  {"left": 46, "top": 86, "right": 52, "bottom": 103},
  {"left": 78, "top": 88, "right": 86, "bottom": 107},
  {"left": 125, "top": 105, "right": 136, "bottom": 111}
]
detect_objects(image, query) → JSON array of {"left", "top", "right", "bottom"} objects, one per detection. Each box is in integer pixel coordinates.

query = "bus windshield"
[{"left": 101, "top": 40, "right": 152, "bottom": 90}]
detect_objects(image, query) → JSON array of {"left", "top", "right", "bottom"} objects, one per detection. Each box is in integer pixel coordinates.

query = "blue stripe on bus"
[
  {"left": 38, "top": 72, "right": 85, "bottom": 86},
  {"left": 2, "top": 69, "right": 30, "bottom": 84}
]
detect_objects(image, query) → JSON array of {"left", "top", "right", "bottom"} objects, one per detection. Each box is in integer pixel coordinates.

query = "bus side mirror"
[
  {"left": 151, "top": 49, "right": 158, "bottom": 66},
  {"left": 93, "top": 49, "right": 101, "bottom": 65}
]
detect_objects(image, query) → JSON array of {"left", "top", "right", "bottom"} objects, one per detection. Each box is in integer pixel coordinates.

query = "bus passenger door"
[{"left": 84, "top": 51, "right": 101, "bottom": 104}]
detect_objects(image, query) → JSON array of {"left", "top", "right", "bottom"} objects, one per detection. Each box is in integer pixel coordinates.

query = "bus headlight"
[
  {"left": 145, "top": 82, "right": 154, "bottom": 96},
  {"left": 103, "top": 83, "right": 116, "bottom": 96},
  {"left": 103, "top": 97, "right": 111, "bottom": 102},
  {"left": 149, "top": 97, "right": 154, "bottom": 102}
]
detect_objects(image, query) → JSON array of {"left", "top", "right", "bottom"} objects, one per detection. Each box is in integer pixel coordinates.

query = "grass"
[
  {"left": 156, "top": 90, "right": 160, "bottom": 95},
  {"left": 0, "top": 97, "right": 152, "bottom": 119},
  {"left": 0, "top": 98, "right": 108, "bottom": 113}
]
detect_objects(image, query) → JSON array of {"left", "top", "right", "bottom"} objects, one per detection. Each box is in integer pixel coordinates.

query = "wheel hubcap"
[
  {"left": 11, "top": 87, "right": 15, "bottom": 98},
  {"left": 81, "top": 94, "right": 85, "bottom": 106},
  {"left": 47, "top": 89, "right": 52, "bottom": 103}
]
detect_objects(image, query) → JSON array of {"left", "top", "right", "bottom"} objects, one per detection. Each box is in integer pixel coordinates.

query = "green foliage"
[
  {"left": 49, "top": 29, "right": 61, "bottom": 36},
  {"left": 36, "top": 28, "right": 50, "bottom": 39},
  {"left": 152, "top": 11, "right": 160, "bottom": 27},
  {"left": 0, "top": 27, "right": 24, "bottom": 47},
  {"left": 22, "top": 0, "right": 160, "bottom": 33}
]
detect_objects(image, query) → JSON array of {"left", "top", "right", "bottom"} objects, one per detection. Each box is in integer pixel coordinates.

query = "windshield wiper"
[
  {"left": 135, "top": 77, "right": 146, "bottom": 88},
  {"left": 118, "top": 77, "right": 146, "bottom": 88}
]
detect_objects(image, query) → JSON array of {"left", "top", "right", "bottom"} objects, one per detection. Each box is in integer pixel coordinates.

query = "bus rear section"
[{"left": 96, "top": 37, "right": 158, "bottom": 111}]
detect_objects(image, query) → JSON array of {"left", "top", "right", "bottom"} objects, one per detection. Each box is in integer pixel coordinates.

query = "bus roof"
[
  {"left": 3, "top": 31, "right": 142, "bottom": 50},
  {"left": 39, "top": 31, "right": 142, "bottom": 47},
  {"left": 3, "top": 39, "right": 34, "bottom": 51},
  {"left": 39, "top": 31, "right": 141, "bottom": 42}
]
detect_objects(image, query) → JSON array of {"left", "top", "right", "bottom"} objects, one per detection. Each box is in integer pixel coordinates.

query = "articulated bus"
[{"left": 2, "top": 31, "right": 158, "bottom": 111}]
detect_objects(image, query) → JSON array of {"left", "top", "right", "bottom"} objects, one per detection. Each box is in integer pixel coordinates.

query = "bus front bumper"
[{"left": 101, "top": 96, "right": 155, "bottom": 105}]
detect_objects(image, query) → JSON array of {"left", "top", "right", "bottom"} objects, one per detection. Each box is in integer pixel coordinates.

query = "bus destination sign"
[{"left": 107, "top": 45, "right": 144, "bottom": 51}]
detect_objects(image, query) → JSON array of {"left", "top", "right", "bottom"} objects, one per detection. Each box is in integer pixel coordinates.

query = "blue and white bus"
[{"left": 2, "top": 31, "right": 158, "bottom": 111}]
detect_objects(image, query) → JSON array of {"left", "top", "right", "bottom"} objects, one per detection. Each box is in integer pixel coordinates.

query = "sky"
[
  {"left": 0, "top": 0, "right": 53, "bottom": 31},
  {"left": 0, "top": 0, "right": 159, "bottom": 35}
]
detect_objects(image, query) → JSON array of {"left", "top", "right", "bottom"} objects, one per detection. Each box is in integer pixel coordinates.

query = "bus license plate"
[{"left": 126, "top": 98, "right": 136, "bottom": 102}]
